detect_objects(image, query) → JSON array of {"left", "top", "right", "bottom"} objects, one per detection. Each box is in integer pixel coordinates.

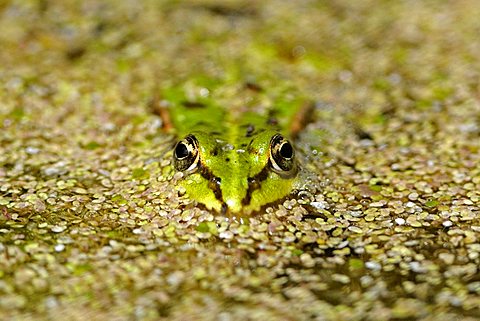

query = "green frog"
[{"left": 161, "top": 83, "right": 310, "bottom": 215}]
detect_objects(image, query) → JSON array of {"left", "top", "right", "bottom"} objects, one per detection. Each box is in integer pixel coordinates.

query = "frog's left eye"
[
  {"left": 269, "top": 134, "right": 296, "bottom": 173},
  {"left": 173, "top": 135, "right": 200, "bottom": 172}
]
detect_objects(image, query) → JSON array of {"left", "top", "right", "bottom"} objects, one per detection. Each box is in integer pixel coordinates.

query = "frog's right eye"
[{"left": 173, "top": 135, "right": 200, "bottom": 172}]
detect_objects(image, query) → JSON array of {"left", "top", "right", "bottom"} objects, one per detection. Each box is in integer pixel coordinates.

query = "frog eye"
[
  {"left": 173, "top": 135, "right": 200, "bottom": 171},
  {"left": 269, "top": 134, "right": 296, "bottom": 173}
]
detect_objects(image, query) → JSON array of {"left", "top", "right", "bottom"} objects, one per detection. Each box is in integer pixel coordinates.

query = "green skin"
[{"left": 165, "top": 88, "right": 302, "bottom": 214}]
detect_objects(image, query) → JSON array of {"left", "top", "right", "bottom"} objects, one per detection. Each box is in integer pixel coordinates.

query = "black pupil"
[
  {"left": 175, "top": 142, "right": 189, "bottom": 159},
  {"left": 279, "top": 142, "right": 293, "bottom": 159}
]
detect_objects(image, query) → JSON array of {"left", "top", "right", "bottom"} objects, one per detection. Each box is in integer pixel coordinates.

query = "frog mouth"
[{"left": 195, "top": 161, "right": 259, "bottom": 214}]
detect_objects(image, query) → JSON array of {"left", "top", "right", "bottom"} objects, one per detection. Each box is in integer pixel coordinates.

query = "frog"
[{"left": 160, "top": 82, "right": 311, "bottom": 215}]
